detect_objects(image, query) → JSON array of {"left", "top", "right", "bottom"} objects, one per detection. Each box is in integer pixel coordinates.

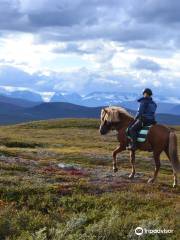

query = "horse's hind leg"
[
  {"left": 112, "top": 146, "right": 123, "bottom": 172},
  {"left": 148, "top": 152, "right": 161, "bottom": 184},
  {"left": 164, "top": 148, "right": 177, "bottom": 188},
  {"left": 129, "top": 150, "right": 136, "bottom": 179},
  {"left": 172, "top": 172, "right": 178, "bottom": 188}
]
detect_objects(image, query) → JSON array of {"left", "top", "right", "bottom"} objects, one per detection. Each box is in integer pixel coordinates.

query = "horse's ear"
[{"left": 101, "top": 108, "right": 107, "bottom": 121}]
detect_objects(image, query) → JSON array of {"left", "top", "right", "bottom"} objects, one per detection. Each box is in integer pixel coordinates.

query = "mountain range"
[
  {"left": 0, "top": 89, "right": 179, "bottom": 125},
  {"left": 0, "top": 95, "right": 179, "bottom": 125}
]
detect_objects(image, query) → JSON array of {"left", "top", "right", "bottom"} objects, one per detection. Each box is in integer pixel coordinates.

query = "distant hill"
[
  {"left": 0, "top": 102, "right": 30, "bottom": 125},
  {"left": 171, "top": 105, "right": 180, "bottom": 115},
  {"left": 0, "top": 101, "right": 179, "bottom": 125},
  {"left": 156, "top": 114, "right": 180, "bottom": 125},
  {"left": 0, "top": 95, "right": 41, "bottom": 108},
  {"left": 0, "top": 102, "right": 24, "bottom": 115},
  {"left": 24, "top": 102, "right": 102, "bottom": 120}
]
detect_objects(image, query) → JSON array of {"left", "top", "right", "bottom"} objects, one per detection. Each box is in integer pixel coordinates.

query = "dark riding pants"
[{"left": 128, "top": 119, "right": 143, "bottom": 147}]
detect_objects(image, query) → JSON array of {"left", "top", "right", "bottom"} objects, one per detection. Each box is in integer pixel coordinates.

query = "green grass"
[{"left": 0, "top": 119, "right": 179, "bottom": 239}]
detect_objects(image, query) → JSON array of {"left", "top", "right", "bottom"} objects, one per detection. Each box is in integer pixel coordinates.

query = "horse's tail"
[{"left": 169, "top": 131, "right": 180, "bottom": 173}]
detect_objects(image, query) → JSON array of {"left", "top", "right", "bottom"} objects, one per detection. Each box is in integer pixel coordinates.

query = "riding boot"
[
  {"left": 126, "top": 131, "right": 138, "bottom": 151},
  {"left": 126, "top": 118, "right": 143, "bottom": 151}
]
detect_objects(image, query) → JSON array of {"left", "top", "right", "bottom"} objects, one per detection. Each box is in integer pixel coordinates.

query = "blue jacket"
[{"left": 135, "top": 97, "right": 157, "bottom": 120}]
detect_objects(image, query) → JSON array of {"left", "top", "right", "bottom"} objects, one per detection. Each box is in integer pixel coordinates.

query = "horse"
[{"left": 99, "top": 106, "right": 180, "bottom": 187}]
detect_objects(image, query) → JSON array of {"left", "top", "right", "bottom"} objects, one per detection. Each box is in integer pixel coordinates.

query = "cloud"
[
  {"left": 0, "top": 0, "right": 180, "bottom": 97},
  {"left": 0, "top": 0, "right": 178, "bottom": 49},
  {"left": 129, "top": 0, "right": 180, "bottom": 24},
  {"left": 0, "top": 0, "right": 177, "bottom": 47},
  {"left": 132, "top": 57, "right": 163, "bottom": 72},
  {"left": 0, "top": 65, "right": 180, "bottom": 97},
  {"left": 0, "top": 65, "right": 45, "bottom": 89},
  {"left": 52, "top": 43, "right": 94, "bottom": 55},
  {"left": 0, "top": 65, "right": 132, "bottom": 93}
]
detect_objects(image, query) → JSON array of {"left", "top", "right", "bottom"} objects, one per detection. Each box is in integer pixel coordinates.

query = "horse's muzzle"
[
  {"left": 99, "top": 128, "right": 106, "bottom": 135},
  {"left": 99, "top": 125, "right": 109, "bottom": 135}
]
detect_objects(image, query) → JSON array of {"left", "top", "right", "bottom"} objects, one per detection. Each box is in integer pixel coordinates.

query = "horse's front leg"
[
  {"left": 112, "top": 146, "right": 124, "bottom": 172},
  {"left": 129, "top": 150, "right": 136, "bottom": 179}
]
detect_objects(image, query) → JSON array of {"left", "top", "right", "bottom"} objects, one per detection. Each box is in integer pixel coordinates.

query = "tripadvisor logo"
[
  {"left": 135, "top": 227, "right": 144, "bottom": 236},
  {"left": 135, "top": 226, "right": 173, "bottom": 236}
]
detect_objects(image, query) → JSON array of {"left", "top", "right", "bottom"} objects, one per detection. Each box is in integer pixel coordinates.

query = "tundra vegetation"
[{"left": 0, "top": 119, "right": 179, "bottom": 240}]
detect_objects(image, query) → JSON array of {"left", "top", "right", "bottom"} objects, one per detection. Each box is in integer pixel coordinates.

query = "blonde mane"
[{"left": 101, "top": 106, "right": 133, "bottom": 122}]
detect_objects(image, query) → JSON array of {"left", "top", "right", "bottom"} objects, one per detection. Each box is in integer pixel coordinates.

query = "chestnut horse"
[{"left": 99, "top": 106, "right": 180, "bottom": 187}]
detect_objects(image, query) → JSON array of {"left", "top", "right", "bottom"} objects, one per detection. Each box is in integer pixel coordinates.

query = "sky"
[{"left": 0, "top": 0, "right": 180, "bottom": 96}]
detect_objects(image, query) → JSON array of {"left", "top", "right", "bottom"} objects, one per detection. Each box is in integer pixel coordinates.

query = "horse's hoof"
[
  {"left": 147, "top": 178, "right": 154, "bottom": 184},
  {"left": 113, "top": 168, "right": 118, "bottom": 173},
  {"left": 128, "top": 173, "right": 135, "bottom": 179}
]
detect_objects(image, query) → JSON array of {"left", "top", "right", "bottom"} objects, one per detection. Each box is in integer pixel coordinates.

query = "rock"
[{"left": 57, "top": 163, "right": 81, "bottom": 171}]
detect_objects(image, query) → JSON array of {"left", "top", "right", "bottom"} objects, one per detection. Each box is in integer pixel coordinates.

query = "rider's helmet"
[{"left": 143, "top": 88, "right": 152, "bottom": 96}]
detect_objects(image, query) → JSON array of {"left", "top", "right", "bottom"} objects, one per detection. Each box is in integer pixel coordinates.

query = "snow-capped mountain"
[
  {"left": 51, "top": 92, "right": 82, "bottom": 105},
  {"left": 50, "top": 91, "right": 180, "bottom": 115},
  {"left": 80, "top": 92, "right": 139, "bottom": 106},
  {"left": 50, "top": 91, "right": 140, "bottom": 106}
]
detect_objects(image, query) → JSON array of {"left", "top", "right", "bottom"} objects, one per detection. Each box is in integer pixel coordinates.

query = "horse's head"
[
  {"left": 99, "top": 106, "right": 133, "bottom": 135},
  {"left": 99, "top": 107, "right": 121, "bottom": 135}
]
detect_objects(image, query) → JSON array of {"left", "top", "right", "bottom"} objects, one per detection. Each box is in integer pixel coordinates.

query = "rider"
[{"left": 127, "top": 88, "right": 157, "bottom": 151}]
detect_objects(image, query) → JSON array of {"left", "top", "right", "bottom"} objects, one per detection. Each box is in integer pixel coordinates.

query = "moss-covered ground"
[{"left": 0, "top": 119, "right": 179, "bottom": 239}]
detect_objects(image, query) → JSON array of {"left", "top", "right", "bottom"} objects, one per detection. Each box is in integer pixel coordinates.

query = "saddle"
[{"left": 126, "top": 125, "right": 152, "bottom": 143}]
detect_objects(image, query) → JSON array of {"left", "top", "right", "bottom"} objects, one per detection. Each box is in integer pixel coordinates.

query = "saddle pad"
[{"left": 127, "top": 125, "right": 151, "bottom": 143}]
